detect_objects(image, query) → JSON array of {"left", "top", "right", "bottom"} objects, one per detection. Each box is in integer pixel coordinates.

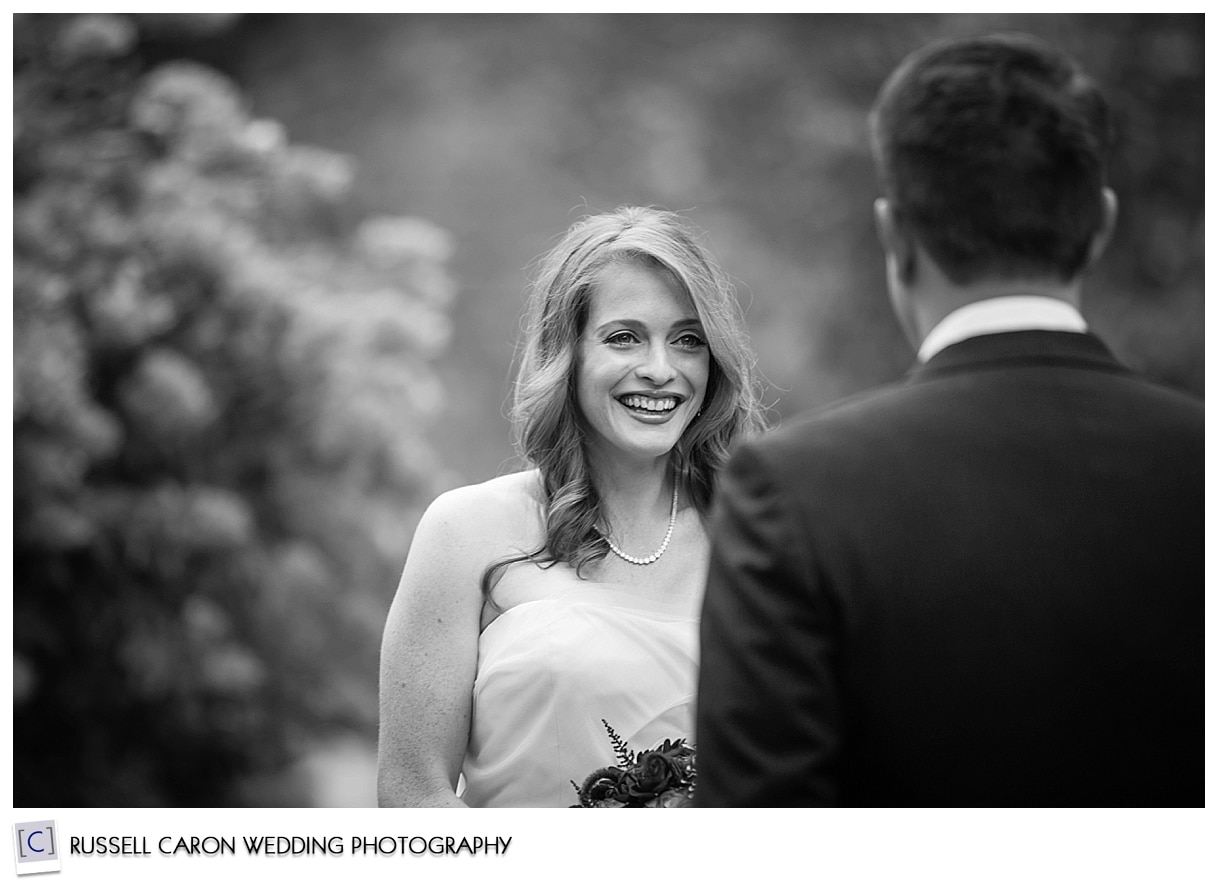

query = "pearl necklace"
[{"left": 600, "top": 484, "right": 679, "bottom": 566}]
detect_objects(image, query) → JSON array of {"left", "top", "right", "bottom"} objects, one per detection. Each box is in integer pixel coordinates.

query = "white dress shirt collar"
[{"left": 917, "top": 295, "right": 1088, "bottom": 363}]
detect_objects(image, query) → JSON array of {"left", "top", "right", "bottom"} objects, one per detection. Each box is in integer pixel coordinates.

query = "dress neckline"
[{"left": 480, "top": 583, "right": 699, "bottom": 639}]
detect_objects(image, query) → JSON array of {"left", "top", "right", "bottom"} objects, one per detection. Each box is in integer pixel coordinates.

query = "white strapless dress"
[{"left": 459, "top": 585, "right": 699, "bottom": 807}]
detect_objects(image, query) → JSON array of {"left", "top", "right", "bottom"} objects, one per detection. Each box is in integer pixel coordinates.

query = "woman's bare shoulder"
[{"left": 416, "top": 469, "right": 543, "bottom": 549}]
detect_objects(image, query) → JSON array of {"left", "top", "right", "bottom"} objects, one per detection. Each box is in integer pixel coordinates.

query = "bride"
[{"left": 377, "top": 206, "right": 765, "bottom": 807}]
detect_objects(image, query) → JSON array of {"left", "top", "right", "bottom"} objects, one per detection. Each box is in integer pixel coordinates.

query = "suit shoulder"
[
  {"left": 1122, "top": 374, "right": 1203, "bottom": 416},
  {"left": 739, "top": 381, "right": 912, "bottom": 464}
]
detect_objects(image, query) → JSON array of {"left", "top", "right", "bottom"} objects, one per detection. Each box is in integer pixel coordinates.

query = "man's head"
[{"left": 870, "top": 33, "right": 1115, "bottom": 289}]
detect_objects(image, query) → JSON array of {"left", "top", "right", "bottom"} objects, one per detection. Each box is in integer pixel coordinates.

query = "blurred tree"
[{"left": 13, "top": 13, "right": 456, "bottom": 806}]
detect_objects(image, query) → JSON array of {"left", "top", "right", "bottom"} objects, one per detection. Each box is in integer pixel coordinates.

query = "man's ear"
[
  {"left": 1083, "top": 187, "right": 1118, "bottom": 271},
  {"left": 874, "top": 197, "right": 917, "bottom": 284}
]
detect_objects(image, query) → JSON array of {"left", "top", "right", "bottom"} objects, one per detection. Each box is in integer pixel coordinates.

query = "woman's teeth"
[{"left": 620, "top": 395, "right": 678, "bottom": 413}]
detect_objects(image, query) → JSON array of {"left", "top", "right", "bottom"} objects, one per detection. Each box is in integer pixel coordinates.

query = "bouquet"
[{"left": 570, "top": 719, "right": 696, "bottom": 807}]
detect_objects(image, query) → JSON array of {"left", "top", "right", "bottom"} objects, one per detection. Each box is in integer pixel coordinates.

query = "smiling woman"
[{"left": 377, "top": 205, "right": 767, "bottom": 807}]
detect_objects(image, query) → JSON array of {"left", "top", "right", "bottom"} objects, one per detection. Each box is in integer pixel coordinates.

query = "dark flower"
[
  {"left": 627, "top": 749, "right": 683, "bottom": 799},
  {"left": 647, "top": 788, "right": 694, "bottom": 808},
  {"left": 575, "top": 766, "right": 627, "bottom": 807}
]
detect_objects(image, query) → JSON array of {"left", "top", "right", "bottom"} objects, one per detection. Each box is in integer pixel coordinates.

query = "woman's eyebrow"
[
  {"left": 591, "top": 317, "right": 704, "bottom": 335},
  {"left": 670, "top": 318, "right": 704, "bottom": 330},
  {"left": 591, "top": 318, "right": 645, "bottom": 335}
]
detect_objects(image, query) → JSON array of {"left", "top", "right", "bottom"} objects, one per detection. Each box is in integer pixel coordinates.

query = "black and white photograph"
[{"left": 9, "top": 10, "right": 1210, "bottom": 878}]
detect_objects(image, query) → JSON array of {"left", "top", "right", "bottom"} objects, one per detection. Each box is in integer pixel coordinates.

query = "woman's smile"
[{"left": 617, "top": 393, "right": 683, "bottom": 416}]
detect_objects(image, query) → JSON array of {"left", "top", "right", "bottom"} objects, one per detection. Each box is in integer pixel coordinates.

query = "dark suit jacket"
[{"left": 696, "top": 330, "right": 1204, "bottom": 806}]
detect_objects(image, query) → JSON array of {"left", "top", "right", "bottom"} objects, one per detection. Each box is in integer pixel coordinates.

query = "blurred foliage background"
[{"left": 12, "top": 13, "right": 1203, "bottom": 806}]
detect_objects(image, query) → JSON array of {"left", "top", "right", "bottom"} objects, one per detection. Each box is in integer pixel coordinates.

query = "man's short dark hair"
[{"left": 870, "top": 33, "right": 1113, "bottom": 284}]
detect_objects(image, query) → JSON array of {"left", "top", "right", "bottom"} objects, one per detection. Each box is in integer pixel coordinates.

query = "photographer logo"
[{"left": 12, "top": 821, "right": 60, "bottom": 876}]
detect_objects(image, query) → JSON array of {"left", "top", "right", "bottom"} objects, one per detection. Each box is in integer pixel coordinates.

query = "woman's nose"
[{"left": 636, "top": 344, "right": 676, "bottom": 385}]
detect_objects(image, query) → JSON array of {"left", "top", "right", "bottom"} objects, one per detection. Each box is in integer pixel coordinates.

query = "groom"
[{"left": 695, "top": 34, "right": 1203, "bottom": 806}]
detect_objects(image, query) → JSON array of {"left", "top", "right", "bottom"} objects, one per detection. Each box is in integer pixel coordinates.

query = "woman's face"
[{"left": 576, "top": 262, "right": 710, "bottom": 469}]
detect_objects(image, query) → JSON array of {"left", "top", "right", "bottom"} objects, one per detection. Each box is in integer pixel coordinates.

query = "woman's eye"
[
  {"left": 674, "top": 333, "right": 707, "bottom": 349},
  {"left": 605, "top": 331, "right": 638, "bottom": 347}
]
